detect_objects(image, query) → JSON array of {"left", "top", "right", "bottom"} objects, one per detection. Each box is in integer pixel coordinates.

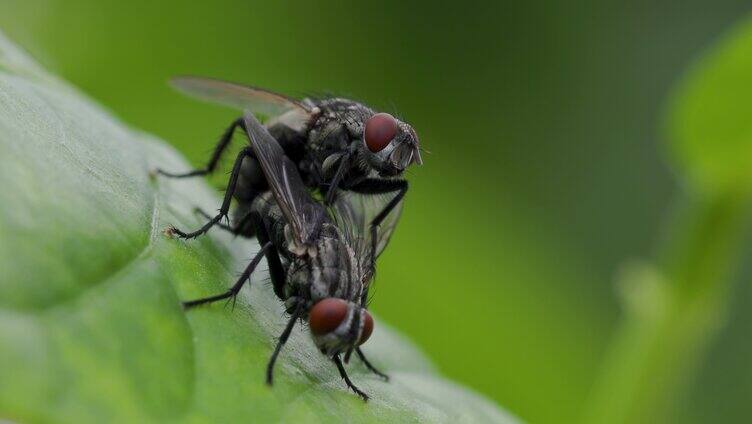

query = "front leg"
[
  {"left": 356, "top": 347, "right": 389, "bottom": 381},
  {"left": 323, "top": 152, "right": 352, "bottom": 205},
  {"left": 333, "top": 354, "right": 369, "bottom": 401},
  {"left": 266, "top": 302, "right": 305, "bottom": 385}
]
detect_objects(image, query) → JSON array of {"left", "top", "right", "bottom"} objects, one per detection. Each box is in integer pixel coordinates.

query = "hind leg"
[
  {"left": 193, "top": 207, "right": 255, "bottom": 236},
  {"left": 182, "top": 240, "right": 271, "bottom": 309},
  {"left": 168, "top": 147, "right": 252, "bottom": 239}
]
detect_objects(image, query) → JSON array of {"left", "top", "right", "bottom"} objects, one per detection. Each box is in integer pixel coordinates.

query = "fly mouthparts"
[{"left": 412, "top": 147, "right": 424, "bottom": 166}]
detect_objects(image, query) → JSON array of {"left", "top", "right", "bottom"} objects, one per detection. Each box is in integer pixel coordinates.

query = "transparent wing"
[
  {"left": 332, "top": 190, "right": 403, "bottom": 262},
  {"left": 171, "top": 76, "right": 311, "bottom": 118},
  {"left": 242, "top": 112, "right": 324, "bottom": 245}
]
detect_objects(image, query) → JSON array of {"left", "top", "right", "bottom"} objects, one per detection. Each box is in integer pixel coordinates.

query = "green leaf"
[
  {"left": 0, "top": 32, "right": 517, "bottom": 423},
  {"left": 666, "top": 16, "right": 752, "bottom": 194}
]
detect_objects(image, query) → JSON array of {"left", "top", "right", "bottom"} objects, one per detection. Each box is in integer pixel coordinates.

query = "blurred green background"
[{"left": 1, "top": 1, "right": 751, "bottom": 422}]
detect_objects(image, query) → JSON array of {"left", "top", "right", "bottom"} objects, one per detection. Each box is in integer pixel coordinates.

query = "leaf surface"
[{"left": 0, "top": 32, "right": 516, "bottom": 424}]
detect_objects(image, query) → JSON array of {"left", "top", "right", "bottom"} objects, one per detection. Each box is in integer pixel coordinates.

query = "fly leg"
[
  {"left": 253, "top": 215, "right": 287, "bottom": 300},
  {"left": 356, "top": 348, "right": 389, "bottom": 381},
  {"left": 182, "top": 241, "right": 271, "bottom": 309},
  {"left": 342, "top": 178, "right": 408, "bottom": 363},
  {"left": 193, "top": 207, "right": 254, "bottom": 236},
  {"left": 333, "top": 354, "right": 369, "bottom": 401},
  {"left": 350, "top": 178, "right": 409, "bottom": 267},
  {"left": 323, "top": 151, "right": 353, "bottom": 205},
  {"left": 168, "top": 147, "right": 254, "bottom": 239},
  {"left": 262, "top": 217, "right": 300, "bottom": 384},
  {"left": 155, "top": 117, "right": 244, "bottom": 178},
  {"left": 193, "top": 207, "right": 235, "bottom": 233},
  {"left": 266, "top": 302, "right": 305, "bottom": 385}
]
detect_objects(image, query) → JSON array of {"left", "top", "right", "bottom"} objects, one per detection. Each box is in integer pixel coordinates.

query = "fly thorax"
[
  {"left": 285, "top": 224, "right": 317, "bottom": 257},
  {"left": 286, "top": 258, "right": 310, "bottom": 297},
  {"left": 308, "top": 229, "right": 362, "bottom": 303},
  {"left": 308, "top": 236, "right": 343, "bottom": 301},
  {"left": 331, "top": 224, "right": 363, "bottom": 300},
  {"left": 309, "top": 119, "right": 349, "bottom": 154},
  {"left": 266, "top": 108, "right": 310, "bottom": 133}
]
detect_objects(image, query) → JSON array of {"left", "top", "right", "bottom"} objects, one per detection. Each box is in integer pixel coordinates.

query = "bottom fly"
[{"left": 174, "top": 112, "right": 390, "bottom": 400}]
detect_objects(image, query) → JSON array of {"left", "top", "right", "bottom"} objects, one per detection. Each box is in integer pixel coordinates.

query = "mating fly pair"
[{"left": 156, "top": 78, "right": 422, "bottom": 400}]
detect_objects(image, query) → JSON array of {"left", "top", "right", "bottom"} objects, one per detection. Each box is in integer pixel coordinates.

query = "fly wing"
[
  {"left": 242, "top": 112, "right": 324, "bottom": 245},
  {"left": 171, "top": 76, "right": 312, "bottom": 118},
  {"left": 332, "top": 191, "right": 403, "bottom": 262}
]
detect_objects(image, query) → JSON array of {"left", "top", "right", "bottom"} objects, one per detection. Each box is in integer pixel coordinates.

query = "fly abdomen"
[{"left": 248, "top": 192, "right": 289, "bottom": 253}]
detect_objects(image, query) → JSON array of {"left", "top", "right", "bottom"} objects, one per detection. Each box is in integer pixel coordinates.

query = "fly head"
[
  {"left": 308, "top": 298, "right": 374, "bottom": 357},
  {"left": 361, "top": 112, "right": 422, "bottom": 177}
]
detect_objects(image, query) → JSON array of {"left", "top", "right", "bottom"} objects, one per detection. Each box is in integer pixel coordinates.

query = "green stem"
[{"left": 582, "top": 189, "right": 751, "bottom": 424}]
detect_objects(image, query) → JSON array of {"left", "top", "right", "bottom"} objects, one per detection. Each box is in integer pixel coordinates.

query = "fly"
[
  {"left": 178, "top": 112, "right": 395, "bottom": 400},
  {"left": 154, "top": 77, "right": 422, "bottom": 274}
]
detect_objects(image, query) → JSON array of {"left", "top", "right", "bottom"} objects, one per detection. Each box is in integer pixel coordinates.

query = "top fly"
[{"left": 155, "top": 77, "right": 422, "bottom": 273}]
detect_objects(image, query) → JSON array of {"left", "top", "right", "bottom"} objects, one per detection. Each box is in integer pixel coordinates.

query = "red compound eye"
[
  {"left": 309, "top": 298, "right": 348, "bottom": 336},
  {"left": 364, "top": 113, "right": 398, "bottom": 152},
  {"left": 358, "top": 310, "right": 374, "bottom": 345}
]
